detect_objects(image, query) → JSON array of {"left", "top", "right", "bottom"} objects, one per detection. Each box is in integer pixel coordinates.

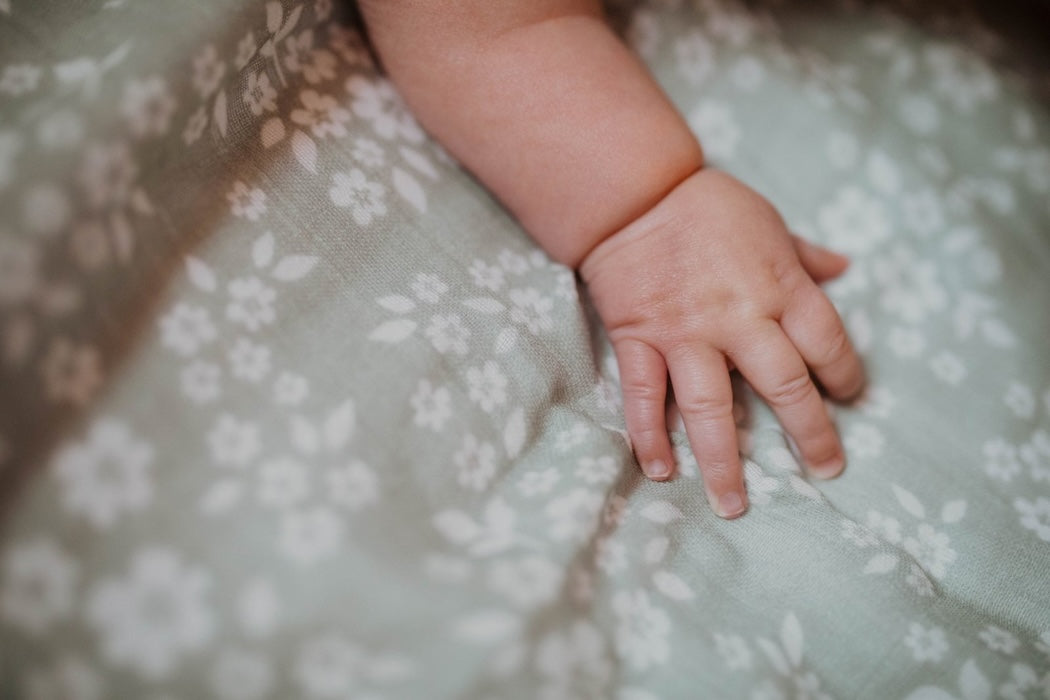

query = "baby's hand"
[{"left": 580, "top": 169, "right": 866, "bottom": 518}]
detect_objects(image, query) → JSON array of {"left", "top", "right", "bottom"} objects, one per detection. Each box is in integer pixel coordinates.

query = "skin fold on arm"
[{"left": 359, "top": 0, "right": 867, "bottom": 519}]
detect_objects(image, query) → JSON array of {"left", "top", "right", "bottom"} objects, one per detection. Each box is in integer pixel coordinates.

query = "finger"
[
  {"left": 665, "top": 345, "right": 747, "bottom": 518},
  {"left": 780, "top": 283, "right": 867, "bottom": 402},
  {"left": 791, "top": 234, "right": 850, "bottom": 285},
  {"left": 614, "top": 338, "right": 675, "bottom": 481},
  {"left": 729, "top": 323, "right": 845, "bottom": 479}
]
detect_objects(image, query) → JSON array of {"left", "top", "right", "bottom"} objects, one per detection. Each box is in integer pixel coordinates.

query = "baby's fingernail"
[
  {"left": 808, "top": 456, "right": 845, "bottom": 480},
  {"left": 714, "top": 491, "right": 748, "bottom": 519},
  {"left": 645, "top": 460, "right": 671, "bottom": 480}
]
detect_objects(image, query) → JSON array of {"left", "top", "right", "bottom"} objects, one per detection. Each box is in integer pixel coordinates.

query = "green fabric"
[{"left": 1, "top": 0, "right": 1049, "bottom": 697}]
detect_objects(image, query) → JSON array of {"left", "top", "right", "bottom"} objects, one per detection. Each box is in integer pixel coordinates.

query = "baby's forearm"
[{"left": 359, "top": 0, "right": 704, "bottom": 267}]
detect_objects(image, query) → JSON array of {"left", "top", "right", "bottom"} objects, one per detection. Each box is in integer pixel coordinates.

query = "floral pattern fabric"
[{"left": 1, "top": 0, "right": 1049, "bottom": 698}]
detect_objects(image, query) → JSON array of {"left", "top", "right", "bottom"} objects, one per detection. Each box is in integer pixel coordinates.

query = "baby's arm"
[{"left": 359, "top": 1, "right": 866, "bottom": 518}]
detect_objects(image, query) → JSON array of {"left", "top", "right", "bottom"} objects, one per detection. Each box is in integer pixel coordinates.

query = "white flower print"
[
  {"left": 424, "top": 314, "right": 470, "bottom": 355},
  {"left": 978, "top": 625, "right": 1020, "bottom": 655},
  {"left": 410, "top": 379, "right": 452, "bottom": 431},
  {"left": 469, "top": 258, "right": 505, "bottom": 292},
  {"left": 509, "top": 287, "right": 554, "bottom": 334},
  {"left": 0, "top": 539, "right": 78, "bottom": 636},
  {"left": 997, "top": 663, "right": 1050, "bottom": 700},
  {"left": 227, "top": 181, "right": 267, "bottom": 220},
  {"left": 465, "top": 361, "right": 507, "bottom": 414},
  {"left": 902, "top": 190, "right": 945, "bottom": 237},
  {"left": 1004, "top": 382, "right": 1036, "bottom": 419},
  {"left": 611, "top": 589, "right": 671, "bottom": 671},
  {"left": 329, "top": 169, "right": 387, "bottom": 225},
  {"left": 284, "top": 30, "right": 337, "bottom": 84},
  {"left": 40, "top": 338, "right": 102, "bottom": 405},
  {"left": 237, "top": 578, "right": 281, "bottom": 639},
  {"left": 226, "top": 276, "right": 277, "bottom": 331},
  {"left": 78, "top": 141, "right": 137, "bottom": 210},
  {"left": 866, "top": 510, "right": 902, "bottom": 544},
  {"left": 873, "top": 254, "right": 948, "bottom": 324},
  {"left": 158, "top": 304, "right": 216, "bottom": 356},
  {"left": 326, "top": 461, "right": 379, "bottom": 511},
  {"left": 517, "top": 468, "right": 560, "bottom": 497},
  {"left": 902, "top": 523, "right": 956, "bottom": 579},
  {"left": 904, "top": 623, "right": 949, "bottom": 663},
  {"left": 291, "top": 89, "right": 351, "bottom": 139},
  {"left": 294, "top": 634, "right": 359, "bottom": 698},
  {"left": 346, "top": 75, "right": 424, "bottom": 143},
  {"left": 594, "top": 536, "right": 627, "bottom": 575},
  {"left": 487, "top": 555, "right": 562, "bottom": 608},
  {"left": 576, "top": 456, "right": 618, "bottom": 485},
  {"left": 841, "top": 520, "right": 879, "bottom": 548},
  {"left": 52, "top": 418, "right": 154, "bottom": 528},
  {"left": 675, "top": 32, "right": 715, "bottom": 85},
  {"left": 192, "top": 44, "right": 226, "bottom": 98},
  {"left": 228, "top": 337, "right": 271, "bottom": 382},
  {"left": 328, "top": 25, "right": 374, "bottom": 69},
  {"left": 535, "top": 620, "right": 612, "bottom": 699},
  {"left": 121, "top": 77, "right": 176, "bottom": 138},
  {"left": 818, "top": 186, "right": 892, "bottom": 254},
  {"left": 898, "top": 93, "right": 940, "bottom": 134},
  {"left": 243, "top": 71, "right": 278, "bottom": 116},
  {"left": 887, "top": 326, "right": 925, "bottom": 358},
  {"left": 257, "top": 458, "right": 311, "bottom": 509},
  {"left": 206, "top": 414, "right": 260, "bottom": 469},
  {"left": 85, "top": 548, "right": 214, "bottom": 680},
  {"left": 713, "top": 633, "right": 753, "bottom": 670},
  {"left": 929, "top": 351, "right": 967, "bottom": 386},
  {"left": 208, "top": 647, "right": 274, "bottom": 700},
  {"left": 844, "top": 423, "right": 884, "bottom": 460},
  {"left": 350, "top": 136, "right": 385, "bottom": 168},
  {"left": 498, "top": 250, "right": 530, "bottom": 275},
  {"left": 180, "top": 360, "right": 221, "bottom": 404},
  {"left": 454, "top": 433, "right": 498, "bottom": 491},
  {"left": 546, "top": 489, "right": 604, "bottom": 544},
  {"left": 905, "top": 563, "right": 935, "bottom": 597},
  {"left": 411, "top": 272, "right": 448, "bottom": 303},
  {"left": 983, "top": 438, "right": 1022, "bottom": 482},
  {"left": 22, "top": 654, "right": 104, "bottom": 700},
  {"left": 37, "top": 110, "right": 84, "bottom": 150},
  {"left": 1014, "top": 497, "right": 1050, "bottom": 542},
  {"left": 925, "top": 44, "right": 999, "bottom": 112},
  {"left": 688, "top": 100, "right": 741, "bottom": 161},
  {"left": 0, "top": 64, "right": 42, "bottom": 95},
  {"left": 279, "top": 506, "right": 344, "bottom": 565},
  {"left": 1021, "top": 430, "right": 1050, "bottom": 482},
  {"left": 273, "top": 371, "right": 310, "bottom": 406},
  {"left": 315, "top": 0, "right": 333, "bottom": 20},
  {"left": 0, "top": 237, "right": 39, "bottom": 304}
]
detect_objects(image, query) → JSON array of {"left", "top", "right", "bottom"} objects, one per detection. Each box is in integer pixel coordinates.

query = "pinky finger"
[{"left": 614, "top": 338, "right": 675, "bottom": 480}]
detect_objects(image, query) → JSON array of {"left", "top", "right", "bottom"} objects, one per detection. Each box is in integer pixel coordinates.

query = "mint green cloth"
[{"left": 1, "top": 0, "right": 1049, "bottom": 697}]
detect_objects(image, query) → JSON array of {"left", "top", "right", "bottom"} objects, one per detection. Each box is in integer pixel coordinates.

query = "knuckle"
[
  {"left": 676, "top": 392, "right": 732, "bottom": 421},
  {"left": 768, "top": 372, "right": 814, "bottom": 407},
  {"left": 621, "top": 376, "right": 663, "bottom": 403},
  {"left": 700, "top": 459, "right": 739, "bottom": 484},
  {"left": 819, "top": 327, "right": 851, "bottom": 367}
]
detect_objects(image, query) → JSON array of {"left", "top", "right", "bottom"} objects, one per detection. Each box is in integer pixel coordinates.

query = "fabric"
[{"left": 1, "top": 0, "right": 1049, "bottom": 697}]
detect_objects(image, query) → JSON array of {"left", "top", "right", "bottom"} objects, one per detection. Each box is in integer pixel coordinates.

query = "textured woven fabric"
[{"left": 1, "top": 0, "right": 1048, "bottom": 697}]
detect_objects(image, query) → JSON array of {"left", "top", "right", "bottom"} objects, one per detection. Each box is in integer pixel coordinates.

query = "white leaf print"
[
  {"left": 400, "top": 147, "right": 439, "bottom": 179},
  {"left": 644, "top": 536, "right": 669, "bottom": 564},
  {"left": 376, "top": 295, "right": 416, "bottom": 313},
  {"left": 214, "top": 90, "right": 228, "bottom": 138},
  {"left": 200, "top": 479, "right": 243, "bottom": 515},
  {"left": 756, "top": 637, "right": 790, "bottom": 675},
  {"left": 864, "top": 553, "right": 899, "bottom": 574},
  {"left": 652, "top": 570, "right": 694, "bottom": 600},
  {"left": 324, "top": 401, "right": 355, "bottom": 451},
  {"left": 960, "top": 659, "right": 991, "bottom": 700},
  {"left": 277, "top": 5, "right": 303, "bottom": 40},
  {"left": 433, "top": 510, "right": 481, "bottom": 545},
  {"left": 253, "top": 232, "right": 275, "bottom": 268},
  {"left": 639, "top": 501, "right": 682, "bottom": 524},
  {"left": 292, "top": 130, "right": 318, "bottom": 173},
  {"left": 789, "top": 474, "right": 822, "bottom": 500},
  {"left": 892, "top": 484, "right": 926, "bottom": 519},
  {"left": 941, "top": 500, "right": 967, "bottom": 524},
  {"left": 186, "top": 256, "right": 217, "bottom": 292},
  {"left": 453, "top": 610, "right": 520, "bottom": 642},
  {"left": 265, "top": 2, "right": 282, "bottom": 33},
  {"left": 291, "top": 415, "right": 320, "bottom": 455},
  {"left": 261, "top": 118, "right": 285, "bottom": 148},
  {"left": 369, "top": 319, "right": 416, "bottom": 343},
  {"left": 504, "top": 408, "right": 525, "bottom": 459},
  {"left": 393, "top": 167, "right": 426, "bottom": 213},
  {"left": 781, "top": 613, "right": 803, "bottom": 668},
  {"left": 494, "top": 327, "right": 518, "bottom": 354},
  {"left": 981, "top": 319, "right": 1016, "bottom": 348},
  {"left": 272, "top": 255, "right": 318, "bottom": 281},
  {"left": 462, "top": 298, "right": 505, "bottom": 314}
]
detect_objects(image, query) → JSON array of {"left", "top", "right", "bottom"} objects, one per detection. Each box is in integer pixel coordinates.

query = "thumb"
[{"left": 791, "top": 234, "right": 850, "bottom": 284}]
